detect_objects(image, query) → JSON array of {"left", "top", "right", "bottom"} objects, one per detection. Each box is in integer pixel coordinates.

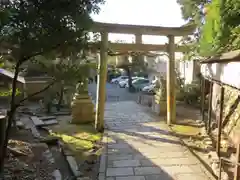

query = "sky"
[{"left": 91, "top": 0, "right": 186, "bottom": 44}]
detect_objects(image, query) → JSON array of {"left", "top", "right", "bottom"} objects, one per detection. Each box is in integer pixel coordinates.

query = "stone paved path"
[{"left": 98, "top": 101, "right": 214, "bottom": 180}]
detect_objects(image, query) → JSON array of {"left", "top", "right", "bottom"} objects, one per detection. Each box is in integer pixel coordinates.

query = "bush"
[{"left": 182, "top": 81, "right": 201, "bottom": 105}]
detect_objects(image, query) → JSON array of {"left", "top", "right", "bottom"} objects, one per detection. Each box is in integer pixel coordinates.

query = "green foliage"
[
  {"left": 31, "top": 56, "right": 96, "bottom": 86},
  {"left": 177, "top": 0, "right": 207, "bottom": 26},
  {"left": 0, "top": 0, "right": 104, "bottom": 63},
  {"left": 199, "top": 0, "right": 221, "bottom": 56},
  {"left": 218, "top": 0, "right": 240, "bottom": 52},
  {"left": 199, "top": 0, "right": 240, "bottom": 55},
  {"left": 182, "top": 81, "right": 201, "bottom": 105},
  {"left": 179, "top": 0, "right": 240, "bottom": 57},
  {"left": 177, "top": 0, "right": 208, "bottom": 60},
  {"left": 0, "top": 88, "right": 21, "bottom": 97}
]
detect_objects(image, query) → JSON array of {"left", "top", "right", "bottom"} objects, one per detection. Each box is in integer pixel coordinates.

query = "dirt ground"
[
  {"left": 2, "top": 112, "right": 103, "bottom": 180},
  {"left": 3, "top": 129, "right": 56, "bottom": 180}
]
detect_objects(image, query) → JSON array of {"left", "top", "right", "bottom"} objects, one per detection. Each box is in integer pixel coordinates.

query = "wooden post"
[
  {"left": 95, "top": 32, "right": 108, "bottom": 132},
  {"left": 218, "top": 158, "right": 222, "bottom": 180},
  {"left": 232, "top": 130, "right": 240, "bottom": 180},
  {"left": 234, "top": 144, "right": 240, "bottom": 180},
  {"left": 201, "top": 77, "right": 206, "bottom": 123},
  {"left": 217, "top": 86, "right": 224, "bottom": 157},
  {"left": 0, "top": 115, "right": 7, "bottom": 175},
  {"left": 167, "top": 35, "right": 176, "bottom": 125},
  {"left": 207, "top": 81, "right": 213, "bottom": 134}
]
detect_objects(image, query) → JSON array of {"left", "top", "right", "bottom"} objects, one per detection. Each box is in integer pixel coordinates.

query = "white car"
[
  {"left": 125, "top": 77, "right": 145, "bottom": 88},
  {"left": 110, "top": 76, "right": 128, "bottom": 84},
  {"left": 119, "top": 79, "right": 128, "bottom": 88},
  {"left": 119, "top": 77, "right": 138, "bottom": 88},
  {"left": 142, "top": 83, "right": 156, "bottom": 93}
]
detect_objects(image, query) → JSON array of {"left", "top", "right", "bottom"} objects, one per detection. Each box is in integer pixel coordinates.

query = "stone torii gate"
[{"left": 92, "top": 22, "right": 195, "bottom": 131}]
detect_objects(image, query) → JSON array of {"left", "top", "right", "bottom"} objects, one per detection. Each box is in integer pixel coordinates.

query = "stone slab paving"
[{"left": 98, "top": 101, "right": 214, "bottom": 180}]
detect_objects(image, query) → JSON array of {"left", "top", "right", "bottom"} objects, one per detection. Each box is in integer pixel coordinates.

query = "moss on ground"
[
  {"left": 171, "top": 124, "right": 200, "bottom": 136},
  {"left": 49, "top": 116, "right": 102, "bottom": 160}
]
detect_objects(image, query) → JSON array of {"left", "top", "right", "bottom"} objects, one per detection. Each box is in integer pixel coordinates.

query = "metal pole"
[
  {"left": 217, "top": 86, "right": 224, "bottom": 157},
  {"left": 95, "top": 32, "right": 108, "bottom": 132},
  {"left": 207, "top": 81, "right": 213, "bottom": 134},
  {"left": 167, "top": 35, "right": 175, "bottom": 125}
]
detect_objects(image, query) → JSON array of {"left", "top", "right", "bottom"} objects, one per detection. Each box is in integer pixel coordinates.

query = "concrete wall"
[
  {"left": 201, "top": 62, "right": 240, "bottom": 89},
  {"left": 178, "top": 60, "right": 200, "bottom": 84}
]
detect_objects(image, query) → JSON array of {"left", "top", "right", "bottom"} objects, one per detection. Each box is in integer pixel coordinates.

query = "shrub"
[{"left": 182, "top": 81, "right": 201, "bottom": 105}]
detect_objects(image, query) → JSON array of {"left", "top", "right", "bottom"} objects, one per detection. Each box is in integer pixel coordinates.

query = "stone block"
[
  {"left": 116, "top": 176, "right": 145, "bottom": 180},
  {"left": 145, "top": 174, "right": 172, "bottom": 180},
  {"left": 134, "top": 167, "right": 162, "bottom": 175},
  {"left": 99, "top": 155, "right": 106, "bottom": 173},
  {"left": 66, "top": 156, "right": 82, "bottom": 177},
  {"left": 98, "top": 173, "right": 105, "bottom": 180},
  {"left": 108, "top": 154, "right": 133, "bottom": 161},
  {"left": 175, "top": 174, "right": 209, "bottom": 180},
  {"left": 113, "top": 160, "right": 140, "bottom": 167},
  {"left": 106, "top": 168, "right": 134, "bottom": 176},
  {"left": 71, "top": 94, "right": 95, "bottom": 124}
]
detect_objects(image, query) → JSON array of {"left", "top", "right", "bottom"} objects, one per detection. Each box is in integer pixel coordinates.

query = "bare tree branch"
[{"left": 14, "top": 80, "right": 56, "bottom": 109}]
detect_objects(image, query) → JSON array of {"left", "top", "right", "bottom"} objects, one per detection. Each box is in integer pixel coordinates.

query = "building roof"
[
  {"left": 0, "top": 68, "right": 26, "bottom": 83},
  {"left": 200, "top": 49, "right": 240, "bottom": 64}
]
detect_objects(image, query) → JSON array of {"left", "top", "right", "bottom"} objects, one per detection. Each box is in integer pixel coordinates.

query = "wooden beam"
[
  {"left": 93, "top": 22, "right": 195, "bottom": 36},
  {"left": 89, "top": 42, "right": 187, "bottom": 52}
]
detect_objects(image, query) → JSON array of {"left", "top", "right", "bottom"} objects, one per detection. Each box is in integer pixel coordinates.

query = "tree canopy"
[
  {"left": 0, "top": 0, "right": 104, "bottom": 63},
  {"left": 178, "top": 0, "right": 240, "bottom": 57}
]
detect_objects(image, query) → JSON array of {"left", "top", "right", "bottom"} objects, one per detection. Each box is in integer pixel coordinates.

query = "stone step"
[{"left": 31, "top": 116, "right": 44, "bottom": 126}]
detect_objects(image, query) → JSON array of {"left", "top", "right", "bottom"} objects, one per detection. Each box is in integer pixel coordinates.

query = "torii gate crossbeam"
[{"left": 93, "top": 22, "right": 195, "bottom": 132}]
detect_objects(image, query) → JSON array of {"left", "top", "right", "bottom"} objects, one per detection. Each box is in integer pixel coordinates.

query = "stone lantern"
[{"left": 70, "top": 70, "right": 95, "bottom": 124}]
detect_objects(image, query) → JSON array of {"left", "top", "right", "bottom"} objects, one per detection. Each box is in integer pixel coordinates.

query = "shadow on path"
[{"left": 98, "top": 101, "right": 214, "bottom": 180}]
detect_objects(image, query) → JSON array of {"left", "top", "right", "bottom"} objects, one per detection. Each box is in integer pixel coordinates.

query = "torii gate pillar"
[
  {"left": 95, "top": 32, "right": 108, "bottom": 132},
  {"left": 167, "top": 35, "right": 176, "bottom": 124}
]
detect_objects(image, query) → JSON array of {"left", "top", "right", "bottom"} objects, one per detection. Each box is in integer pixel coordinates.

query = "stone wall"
[
  {"left": 212, "top": 83, "right": 240, "bottom": 142},
  {"left": 201, "top": 61, "right": 240, "bottom": 143}
]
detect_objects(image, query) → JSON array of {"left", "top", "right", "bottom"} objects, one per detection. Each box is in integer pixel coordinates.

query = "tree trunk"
[
  {"left": 0, "top": 116, "right": 6, "bottom": 177},
  {"left": 57, "top": 86, "right": 64, "bottom": 111},
  {"left": 126, "top": 67, "right": 133, "bottom": 92},
  {"left": 0, "top": 61, "right": 21, "bottom": 176}
]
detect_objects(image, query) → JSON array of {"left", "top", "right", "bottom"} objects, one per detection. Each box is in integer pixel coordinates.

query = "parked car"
[
  {"left": 142, "top": 83, "right": 157, "bottom": 94},
  {"left": 119, "top": 77, "right": 138, "bottom": 88},
  {"left": 110, "top": 76, "right": 128, "bottom": 84},
  {"left": 131, "top": 78, "right": 150, "bottom": 91},
  {"left": 126, "top": 77, "right": 144, "bottom": 88}
]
